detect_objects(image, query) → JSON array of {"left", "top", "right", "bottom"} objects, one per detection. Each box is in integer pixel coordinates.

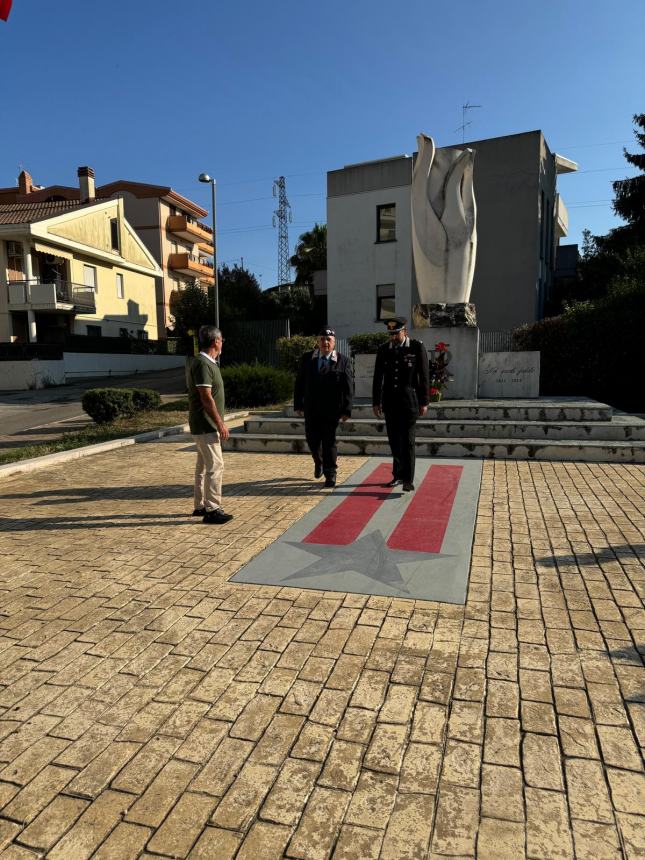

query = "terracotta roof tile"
[{"left": 0, "top": 199, "right": 106, "bottom": 226}]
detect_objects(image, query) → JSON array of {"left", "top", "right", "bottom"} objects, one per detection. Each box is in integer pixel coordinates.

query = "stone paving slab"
[
  {"left": 231, "top": 458, "right": 482, "bottom": 603},
  {"left": 0, "top": 438, "right": 643, "bottom": 859}
]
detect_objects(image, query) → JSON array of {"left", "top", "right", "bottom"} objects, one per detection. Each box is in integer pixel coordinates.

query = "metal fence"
[
  {"left": 479, "top": 330, "right": 517, "bottom": 352},
  {"left": 62, "top": 335, "right": 187, "bottom": 355},
  {"left": 221, "top": 319, "right": 290, "bottom": 367},
  {"left": 0, "top": 342, "right": 64, "bottom": 361}
]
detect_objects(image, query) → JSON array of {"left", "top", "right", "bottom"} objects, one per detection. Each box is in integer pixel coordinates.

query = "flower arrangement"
[{"left": 428, "top": 342, "right": 452, "bottom": 402}]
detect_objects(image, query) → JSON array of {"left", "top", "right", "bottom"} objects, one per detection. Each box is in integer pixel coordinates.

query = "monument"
[{"left": 410, "top": 133, "right": 479, "bottom": 399}]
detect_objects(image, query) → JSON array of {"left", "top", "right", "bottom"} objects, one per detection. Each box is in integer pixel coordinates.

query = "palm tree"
[{"left": 290, "top": 223, "right": 327, "bottom": 287}]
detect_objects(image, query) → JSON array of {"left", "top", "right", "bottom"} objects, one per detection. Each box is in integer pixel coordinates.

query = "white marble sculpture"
[{"left": 411, "top": 133, "right": 477, "bottom": 304}]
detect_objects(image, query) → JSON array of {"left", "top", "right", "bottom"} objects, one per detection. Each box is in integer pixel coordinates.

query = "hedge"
[
  {"left": 513, "top": 282, "right": 645, "bottom": 411},
  {"left": 221, "top": 364, "right": 293, "bottom": 407},
  {"left": 132, "top": 388, "right": 162, "bottom": 411},
  {"left": 82, "top": 387, "right": 161, "bottom": 424},
  {"left": 276, "top": 335, "right": 317, "bottom": 373},
  {"left": 348, "top": 332, "right": 389, "bottom": 355}
]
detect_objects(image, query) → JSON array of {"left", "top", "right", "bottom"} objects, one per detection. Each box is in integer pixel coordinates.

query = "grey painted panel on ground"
[{"left": 230, "top": 457, "right": 482, "bottom": 604}]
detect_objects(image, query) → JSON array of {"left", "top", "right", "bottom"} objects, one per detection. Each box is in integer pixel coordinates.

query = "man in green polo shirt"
[{"left": 186, "top": 325, "right": 233, "bottom": 525}]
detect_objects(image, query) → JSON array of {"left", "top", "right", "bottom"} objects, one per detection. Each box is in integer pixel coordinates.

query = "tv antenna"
[{"left": 455, "top": 102, "right": 482, "bottom": 144}]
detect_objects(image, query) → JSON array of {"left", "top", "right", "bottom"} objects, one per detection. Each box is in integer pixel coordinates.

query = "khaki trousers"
[{"left": 193, "top": 432, "right": 224, "bottom": 512}]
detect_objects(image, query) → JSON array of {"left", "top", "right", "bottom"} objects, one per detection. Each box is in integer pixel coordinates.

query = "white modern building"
[{"left": 327, "top": 130, "right": 577, "bottom": 337}]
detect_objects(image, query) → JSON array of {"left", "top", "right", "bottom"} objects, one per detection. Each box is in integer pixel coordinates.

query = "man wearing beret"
[
  {"left": 372, "top": 317, "right": 429, "bottom": 492},
  {"left": 294, "top": 327, "right": 353, "bottom": 488}
]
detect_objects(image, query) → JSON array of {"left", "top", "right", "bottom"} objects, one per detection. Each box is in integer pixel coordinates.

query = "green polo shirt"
[{"left": 186, "top": 353, "right": 225, "bottom": 435}]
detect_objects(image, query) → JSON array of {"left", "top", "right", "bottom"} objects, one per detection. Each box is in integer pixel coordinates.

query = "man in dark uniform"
[
  {"left": 294, "top": 326, "right": 353, "bottom": 488},
  {"left": 372, "top": 316, "right": 429, "bottom": 492}
]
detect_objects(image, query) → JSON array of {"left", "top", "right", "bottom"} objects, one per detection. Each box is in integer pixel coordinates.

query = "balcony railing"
[
  {"left": 168, "top": 253, "right": 215, "bottom": 282},
  {"left": 167, "top": 215, "right": 213, "bottom": 244},
  {"left": 8, "top": 279, "right": 97, "bottom": 312}
]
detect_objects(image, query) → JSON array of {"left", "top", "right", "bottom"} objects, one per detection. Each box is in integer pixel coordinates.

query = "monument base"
[
  {"left": 412, "top": 302, "right": 477, "bottom": 329},
  {"left": 412, "top": 303, "right": 478, "bottom": 399}
]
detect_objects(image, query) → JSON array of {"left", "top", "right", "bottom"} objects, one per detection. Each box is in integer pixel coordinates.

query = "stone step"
[
  {"left": 244, "top": 416, "right": 645, "bottom": 442},
  {"left": 283, "top": 399, "right": 613, "bottom": 422},
  {"left": 225, "top": 431, "right": 645, "bottom": 463}
]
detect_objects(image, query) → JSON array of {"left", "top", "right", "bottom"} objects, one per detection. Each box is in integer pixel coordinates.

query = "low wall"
[
  {"left": 0, "top": 359, "right": 66, "bottom": 391},
  {"left": 0, "top": 352, "right": 185, "bottom": 391},
  {"left": 63, "top": 352, "right": 184, "bottom": 381}
]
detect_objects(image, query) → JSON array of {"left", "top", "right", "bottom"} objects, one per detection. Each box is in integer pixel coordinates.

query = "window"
[
  {"left": 116, "top": 273, "right": 124, "bottom": 299},
  {"left": 6, "top": 241, "right": 24, "bottom": 280},
  {"left": 376, "top": 284, "right": 396, "bottom": 321},
  {"left": 119, "top": 328, "right": 129, "bottom": 338},
  {"left": 83, "top": 265, "right": 97, "bottom": 292},
  {"left": 86, "top": 325, "right": 102, "bottom": 337},
  {"left": 137, "top": 330, "right": 149, "bottom": 340},
  {"left": 110, "top": 218, "right": 120, "bottom": 252},
  {"left": 376, "top": 204, "right": 396, "bottom": 242}
]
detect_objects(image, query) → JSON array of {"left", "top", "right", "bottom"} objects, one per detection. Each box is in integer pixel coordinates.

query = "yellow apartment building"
[{"left": 0, "top": 193, "right": 162, "bottom": 343}]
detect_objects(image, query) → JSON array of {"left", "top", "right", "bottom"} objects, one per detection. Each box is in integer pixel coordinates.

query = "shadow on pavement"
[{"left": 536, "top": 544, "right": 645, "bottom": 567}]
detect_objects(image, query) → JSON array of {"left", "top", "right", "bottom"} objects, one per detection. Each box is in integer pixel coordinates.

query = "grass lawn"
[
  {"left": 0, "top": 409, "right": 189, "bottom": 467},
  {"left": 0, "top": 400, "right": 287, "bottom": 467}
]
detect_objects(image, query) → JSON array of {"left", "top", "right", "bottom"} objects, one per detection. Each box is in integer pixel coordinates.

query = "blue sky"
[{"left": 0, "top": 0, "right": 642, "bottom": 287}]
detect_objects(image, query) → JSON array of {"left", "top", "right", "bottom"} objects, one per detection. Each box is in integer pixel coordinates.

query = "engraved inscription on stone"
[
  {"left": 478, "top": 352, "right": 540, "bottom": 398},
  {"left": 353, "top": 354, "right": 377, "bottom": 399}
]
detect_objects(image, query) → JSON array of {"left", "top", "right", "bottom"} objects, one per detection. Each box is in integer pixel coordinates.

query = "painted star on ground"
[{"left": 284, "top": 530, "right": 449, "bottom": 596}]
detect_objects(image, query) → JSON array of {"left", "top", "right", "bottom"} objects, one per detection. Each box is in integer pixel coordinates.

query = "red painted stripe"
[
  {"left": 303, "top": 463, "right": 394, "bottom": 545},
  {"left": 386, "top": 465, "right": 462, "bottom": 553}
]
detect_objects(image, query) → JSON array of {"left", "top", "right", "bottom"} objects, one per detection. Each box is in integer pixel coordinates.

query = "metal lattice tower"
[{"left": 273, "top": 176, "right": 292, "bottom": 285}]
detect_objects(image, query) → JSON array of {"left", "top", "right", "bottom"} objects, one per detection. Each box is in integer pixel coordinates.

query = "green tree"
[
  {"left": 289, "top": 223, "right": 327, "bottom": 287},
  {"left": 169, "top": 281, "right": 209, "bottom": 338},
  {"left": 264, "top": 286, "right": 326, "bottom": 334},
  {"left": 555, "top": 113, "right": 644, "bottom": 309},
  {"left": 217, "top": 263, "right": 265, "bottom": 321}
]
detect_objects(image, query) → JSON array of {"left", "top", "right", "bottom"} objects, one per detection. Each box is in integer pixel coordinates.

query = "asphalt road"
[{"left": 0, "top": 366, "right": 187, "bottom": 447}]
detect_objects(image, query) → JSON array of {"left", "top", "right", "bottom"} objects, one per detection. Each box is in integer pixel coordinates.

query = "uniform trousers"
[
  {"left": 304, "top": 413, "right": 339, "bottom": 478},
  {"left": 193, "top": 432, "right": 224, "bottom": 512},
  {"left": 384, "top": 410, "right": 417, "bottom": 483}
]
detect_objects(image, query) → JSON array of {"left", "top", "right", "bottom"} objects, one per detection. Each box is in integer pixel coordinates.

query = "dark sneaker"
[
  {"left": 203, "top": 509, "right": 234, "bottom": 524},
  {"left": 314, "top": 462, "right": 323, "bottom": 479},
  {"left": 192, "top": 507, "right": 206, "bottom": 516},
  {"left": 385, "top": 478, "right": 401, "bottom": 488},
  {"left": 324, "top": 476, "right": 336, "bottom": 488},
  {"left": 402, "top": 482, "right": 415, "bottom": 492}
]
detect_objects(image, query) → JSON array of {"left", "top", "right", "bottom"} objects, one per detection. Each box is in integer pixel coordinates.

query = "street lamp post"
[{"left": 198, "top": 173, "right": 219, "bottom": 329}]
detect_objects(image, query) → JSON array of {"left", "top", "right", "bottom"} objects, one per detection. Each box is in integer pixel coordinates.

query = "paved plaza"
[{"left": 0, "top": 435, "right": 643, "bottom": 859}]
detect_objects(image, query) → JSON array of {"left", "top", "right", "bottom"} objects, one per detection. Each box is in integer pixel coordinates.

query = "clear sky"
[{"left": 0, "top": 0, "right": 642, "bottom": 288}]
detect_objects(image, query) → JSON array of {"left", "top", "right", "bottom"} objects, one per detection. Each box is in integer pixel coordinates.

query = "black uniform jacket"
[
  {"left": 372, "top": 338, "right": 430, "bottom": 416},
  {"left": 294, "top": 350, "right": 353, "bottom": 418}
]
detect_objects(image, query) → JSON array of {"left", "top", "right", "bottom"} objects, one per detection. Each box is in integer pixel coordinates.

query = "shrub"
[
  {"left": 513, "top": 281, "right": 645, "bottom": 411},
  {"left": 276, "top": 335, "right": 317, "bottom": 373},
  {"left": 82, "top": 388, "right": 136, "bottom": 424},
  {"left": 348, "top": 332, "right": 389, "bottom": 355},
  {"left": 221, "top": 364, "right": 294, "bottom": 407},
  {"left": 132, "top": 388, "right": 162, "bottom": 412}
]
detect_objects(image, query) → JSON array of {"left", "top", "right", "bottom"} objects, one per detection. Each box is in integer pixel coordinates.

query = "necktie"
[{"left": 319, "top": 357, "right": 328, "bottom": 374}]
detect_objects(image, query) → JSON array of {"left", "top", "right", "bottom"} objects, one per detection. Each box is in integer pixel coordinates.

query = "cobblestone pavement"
[{"left": 0, "top": 437, "right": 643, "bottom": 859}]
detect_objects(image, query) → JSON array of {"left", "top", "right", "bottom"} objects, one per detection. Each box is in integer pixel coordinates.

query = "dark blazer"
[
  {"left": 294, "top": 350, "right": 353, "bottom": 418},
  {"left": 372, "top": 338, "right": 430, "bottom": 416}
]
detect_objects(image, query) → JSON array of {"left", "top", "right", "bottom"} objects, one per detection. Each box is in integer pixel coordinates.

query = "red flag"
[{"left": 0, "top": 0, "right": 12, "bottom": 21}]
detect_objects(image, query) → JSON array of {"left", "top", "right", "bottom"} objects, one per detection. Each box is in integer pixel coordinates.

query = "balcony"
[
  {"left": 8, "top": 280, "right": 96, "bottom": 313},
  {"left": 555, "top": 194, "right": 569, "bottom": 239},
  {"left": 168, "top": 253, "right": 215, "bottom": 284},
  {"left": 167, "top": 215, "right": 213, "bottom": 245}
]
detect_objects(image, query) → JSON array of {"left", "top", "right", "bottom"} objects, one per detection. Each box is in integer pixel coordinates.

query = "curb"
[{"left": 0, "top": 411, "right": 249, "bottom": 480}]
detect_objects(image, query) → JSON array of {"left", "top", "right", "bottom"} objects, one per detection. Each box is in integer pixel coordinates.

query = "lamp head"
[{"left": 198, "top": 173, "right": 212, "bottom": 183}]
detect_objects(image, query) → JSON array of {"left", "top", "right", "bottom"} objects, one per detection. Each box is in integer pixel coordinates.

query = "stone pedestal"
[
  {"left": 412, "top": 303, "right": 479, "bottom": 400},
  {"left": 412, "top": 302, "right": 477, "bottom": 329}
]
